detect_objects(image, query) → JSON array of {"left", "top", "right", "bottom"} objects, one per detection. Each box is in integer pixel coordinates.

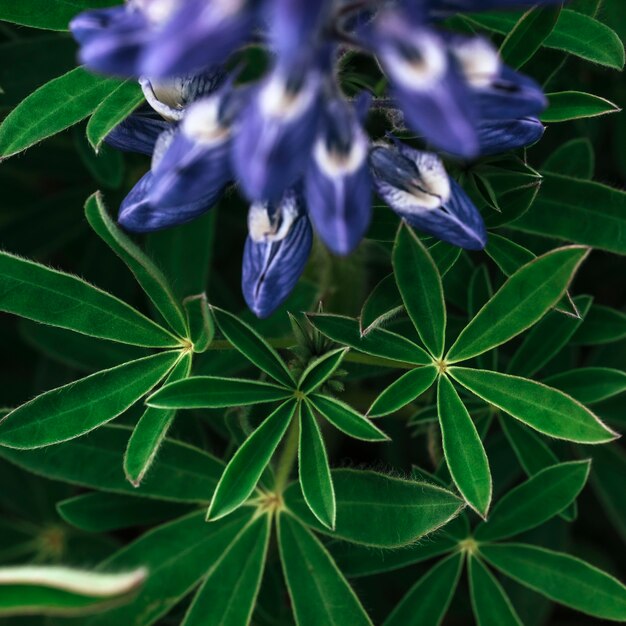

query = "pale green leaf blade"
[
  {"left": 369, "top": 365, "right": 438, "bottom": 417},
  {"left": 0, "top": 0, "right": 119, "bottom": 30},
  {"left": 183, "top": 294, "right": 214, "bottom": 353},
  {"left": 208, "top": 400, "right": 297, "bottom": 521},
  {"left": 541, "top": 91, "right": 621, "bottom": 123},
  {"left": 383, "top": 552, "right": 463, "bottom": 626},
  {"left": 182, "top": 514, "right": 270, "bottom": 626},
  {"left": 278, "top": 513, "right": 373, "bottom": 626},
  {"left": 447, "top": 246, "right": 589, "bottom": 362},
  {"left": 481, "top": 543, "right": 626, "bottom": 621},
  {"left": 0, "top": 351, "right": 181, "bottom": 449},
  {"left": 393, "top": 225, "right": 446, "bottom": 358},
  {"left": 450, "top": 367, "right": 618, "bottom": 444},
  {"left": 299, "top": 402, "right": 335, "bottom": 530},
  {"left": 437, "top": 376, "right": 492, "bottom": 517}
]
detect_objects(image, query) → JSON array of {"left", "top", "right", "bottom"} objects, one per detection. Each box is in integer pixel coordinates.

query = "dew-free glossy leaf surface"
[
  {"left": 183, "top": 294, "right": 214, "bottom": 352},
  {"left": 182, "top": 514, "right": 270, "bottom": 626},
  {"left": 475, "top": 461, "right": 590, "bottom": 541},
  {"left": 369, "top": 365, "right": 438, "bottom": 417},
  {"left": 0, "top": 0, "right": 119, "bottom": 30},
  {"left": 393, "top": 226, "right": 446, "bottom": 358},
  {"left": 451, "top": 368, "right": 616, "bottom": 443},
  {"left": 571, "top": 304, "right": 626, "bottom": 345},
  {"left": 0, "top": 251, "right": 180, "bottom": 348},
  {"left": 468, "top": 557, "right": 523, "bottom": 626},
  {"left": 0, "top": 351, "right": 181, "bottom": 449},
  {"left": 542, "top": 138, "right": 595, "bottom": 179},
  {"left": 284, "top": 468, "right": 463, "bottom": 547},
  {"left": 278, "top": 513, "right": 373, "bottom": 626},
  {"left": 383, "top": 552, "right": 462, "bottom": 626},
  {"left": 447, "top": 247, "right": 588, "bottom": 362},
  {"left": 299, "top": 348, "right": 347, "bottom": 395},
  {"left": 543, "top": 368, "right": 626, "bottom": 404},
  {"left": 542, "top": 92, "right": 620, "bottom": 123},
  {"left": 208, "top": 400, "right": 297, "bottom": 521},
  {"left": 437, "top": 376, "right": 491, "bottom": 517},
  {"left": 299, "top": 402, "right": 335, "bottom": 529},
  {"left": 481, "top": 543, "right": 626, "bottom": 621}
]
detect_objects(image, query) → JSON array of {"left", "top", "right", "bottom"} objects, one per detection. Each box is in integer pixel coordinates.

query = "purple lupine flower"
[
  {"left": 232, "top": 57, "right": 324, "bottom": 201},
  {"left": 370, "top": 142, "right": 487, "bottom": 250},
  {"left": 305, "top": 95, "right": 371, "bottom": 255},
  {"left": 367, "top": 9, "right": 479, "bottom": 158},
  {"left": 242, "top": 190, "right": 313, "bottom": 318},
  {"left": 105, "top": 107, "right": 173, "bottom": 155},
  {"left": 477, "top": 117, "right": 545, "bottom": 155},
  {"left": 141, "top": 0, "right": 256, "bottom": 78}
]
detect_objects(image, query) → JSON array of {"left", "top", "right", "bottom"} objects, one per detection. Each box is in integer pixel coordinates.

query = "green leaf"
[
  {"left": 572, "top": 304, "right": 626, "bottom": 345},
  {"left": 0, "top": 250, "right": 180, "bottom": 348},
  {"left": 183, "top": 294, "right": 214, "bottom": 353},
  {"left": 382, "top": 552, "right": 462, "bottom": 626},
  {"left": 278, "top": 513, "right": 373, "bottom": 626},
  {"left": 541, "top": 91, "right": 621, "bottom": 122},
  {"left": 500, "top": 5, "right": 561, "bottom": 69},
  {"left": 87, "top": 80, "right": 144, "bottom": 152},
  {"left": 359, "top": 274, "right": 403, "bottom": 335},
  {"left": 0, "top": 351, "right": 181, "bottom": 449},
  {"left": 85, "top": 193, "right": 188, "bottom": 338},
  {"left": 468, "top": 557, "right": 523, "bottom": 626},
  {"left": 0, "top": 425, "right": 223, "bottom": 503},
  {"left": 542, "top": 138, "right": 595, "bottom": 179},
  {"left": 309, "top": 313, "right": 429, "bottom": 365},
  {"left": 211, "top": 306, "right": 294, "bottom": 387},
  {"left": 369, "top": 365, "right": 438, "bottom": 417},
  {"left": 543, "top": 368, "right": 626, "bottom": 404},
  {"left": 465, "top": 9, "right": 625, "bottom": 70},
  {"left": 480, "top": 543, "right": 626, "bottom": 621},
  {"left": 0, "top": 0, "right": 119, "bottom": 30},
  {"left": 147, "top": 376, "right": 292, "bottom": 409},
  {"left": 393, "top": 225, "right": 446, "bottom": 358},
  {"left": 85, "top": 509, "right": 254, "bottom": 626},
  {"left": 484, "top": 233, "right": 535, "bottom": 277},
  {"left": 124, "top": 352, "right": 192, "bottom": 487},
  {"left": 451, "top": 367, "right": 617, "bottom": 443},
  {"left": 208, "top": 400, "right": 297, "bottom": 521},
  {"left": 437, "top": 376, "right": 492, "bottom": 517},
  {"left": 507, "top": 295, "right": 592, "bottom": 377},
  {"left": 284, "top": 468, "right": 463, "bottom": 548},
  {"left": 447, "top": 246, "right": 589, "bottom": 362},
  {"left": 74, "top": 130, "right": 124, "bottom": 189},
  {"left": 309, "top": 394, "right": 389, "bottom": 442},
  {"left": 182, "top": 514, "right": 270, "bottom": 626},
  {"left": 0, "top": 67, "right": 121, "bottom": 158},
  {"left": 475, "top": 460, "right": 590, "bottom": 541},
  {"left": 57, "top": 492, "right": 190, "bottom": 532},
  {"left": 0, "top": 565, "right": 145, "bottom": 617},
  {"left": 511, "top": 173, "right": 626, "bottom": 255},
  {"left": 299, "top": 348, "right": 348, "bottom": 395},
  {"left": 299, "top": 402, "right": 335, "bottom": 530}
]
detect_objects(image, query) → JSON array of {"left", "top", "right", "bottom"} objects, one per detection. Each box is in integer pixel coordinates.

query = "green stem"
[{"left": 274, "top": 414, "right": 300, "bottom": 494}]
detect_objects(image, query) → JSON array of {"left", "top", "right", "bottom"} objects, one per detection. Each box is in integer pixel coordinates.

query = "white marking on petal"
[
  {"left": 451, "top": 37, "right": 500, "bottom": 89},
  {"left": 413, "top": 152, "right": 451, "bottom": 202},
  {"left": 140, "top": 77, "right": 184, "bottom": 121},
  {"left": 378, "top": 181, "right": 443, "bottom": 211},
  {"left": 313, "top": 129, "right": 368, "bottom": 179},
  {"left": 182, "top": 98, "right": 230, "bottom": 146},
  {"left": 130, "top": 0, "right": 179, "bottom": 24},
  {"left": 248, "top": 199, "right": 298, "bottom": 243},
  {"left": 259, "top": 71, "right": 320, "bottom": 122}
]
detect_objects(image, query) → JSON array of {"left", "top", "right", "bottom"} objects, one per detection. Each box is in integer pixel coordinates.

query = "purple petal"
[
  {"left": 105, "top": 108, "right": 173, "bottom": 155},
  {"left": 478, "top": 117, "right": 545, "bottom": 155}
]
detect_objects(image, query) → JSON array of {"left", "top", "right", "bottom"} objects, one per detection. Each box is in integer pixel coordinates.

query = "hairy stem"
[{"left": 274, "top": 415, "right": 300, "bottom": 494}]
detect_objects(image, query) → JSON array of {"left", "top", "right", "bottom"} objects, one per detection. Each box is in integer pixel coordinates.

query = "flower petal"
[{"left": 478, "top": 117, "right": 545, "bottom": 155}]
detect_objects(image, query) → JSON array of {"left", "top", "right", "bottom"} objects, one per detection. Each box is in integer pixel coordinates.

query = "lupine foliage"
[{"left": 0, "top": 0, "right": 625, "bottom": 625}]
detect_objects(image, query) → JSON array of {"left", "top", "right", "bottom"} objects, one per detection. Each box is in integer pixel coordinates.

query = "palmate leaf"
[
  {"left": 480, "top": 543, "right": 626, "bottom": 621},
  {"left": 183, "top": 294, "right": 214, "bottom": 353},
  {"left": 299, "top": 402, "right": 335, "bottom": 530},
  {"left": 0, "top": 351, "right": 182, "bottom": 449},
  {"left": 382, "top": 552, "right": 463, "bottom": 626},
  {"left": 0, "top": 566, "right": 146, "bottom": 617},
  {"left": 124, "top": 352, "right": 192, "bottom": 487},
  {"left": 369, "top": 365, "right": 438, "bottom": 417},
  {"left": 437, "top": 376, "right": 492, "bottom": 518},
  {"left": 447, "top": 246, "right": 589, "bottom": 363},
  {"left": 212, "top": 306, "right": 294, "bottom": 387},
  {"left": 284, "top": 469, "right": 463, "bottom": 548},
  {"left": 87, "top": 80, "right": 145, "bottom": 152},
  {"left": 278, "top": 513, "right": 373, "bottom": 626},
  {"left": 0, "top": 67, "right": 122, "bottom": 159},
  {"left": 542, "top": 138, "right": 595, "bottom": 179},
  {"left": 208, "top": 400, "right": 298, "bottom": 521},
  {"left": 0, "top": 425, "right": 224, "bottom": 503},
  {"left": 451, "top": 367, "right": 618, "bottom": 443},
  {"left": 0, "top": 251, "right": 181, "bottom": 348},
  {"left": 308, "top": 313, "right": 430, "bottom": 365},
  {"left": 468, "top": 557, "right": 523, "bottom": 626},
  {"left": 298, "top": 348, "right": 348, "bottom": 395},
  {"left": 182, "top": 514, "right": 270, "bottom": 626},
  {"left": 0, "top": 0, "right": 119, "bottom": 30},
  {"left": 85, "top": 193, "right": 189, "bottom": 339},
  {"left": 571, "top": 304, "right": 626, "bottom": 345},
  {"left": 542, "top": 92, "right": 621, "bottom": 123},
  {"left": 85, "top": 509, "right": 254, "bottom": 626},
  {"left": 393, "top": 225, "right": 446, "bottom": 358},
  {"left": 475, "top": 461, "right": 590, "bottom": 542},
  {"left": 147, "top": 376, "right": 292, "bottom": 409},
  {"left": 543, "top": 368, "right": 626, "bottom": 404}
]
